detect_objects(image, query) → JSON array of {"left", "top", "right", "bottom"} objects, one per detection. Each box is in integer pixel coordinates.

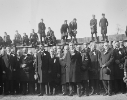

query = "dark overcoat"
[
  {"left": 19, "top": 54, "right": 34, "bottom": 81},
  {"left": 49, "top": 56, "right": 61, "bottom": 83},
  {"left": 65, "top": 50, "right": 82, "bottom": 83},
  {"left": 59, "top": 53, "right": 66, "bottom": 84},
  {"left": 114, "top": 48, "right": 125, "bottom": 79},
  {"left": 99, "top": 48, "right": 114, "bottom": 80},
  {"left": 80, "top": 49, "right": 90, "bottom": 80},
  {"left": 89, "top": 50, "right": 100, "bottom": 79},
  {"left": 36, "top": 51, "right": 50, "bottom": 83},
  {"left": 1, "top": 53, "right": 17, "bottom": 80}
]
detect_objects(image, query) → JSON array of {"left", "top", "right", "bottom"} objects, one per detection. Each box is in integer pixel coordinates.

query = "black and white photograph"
[{"left": 0, "top": 0, "right": 127, "bottom": 100}]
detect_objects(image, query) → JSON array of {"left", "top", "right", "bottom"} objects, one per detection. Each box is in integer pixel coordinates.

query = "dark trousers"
[
  {"left": 22, "top": 81, "right": 27, "bottom": 94},
  {"left": 0, "top": 80, "right": 3, "bottom": 94},
  {"left": 102, "top": 80, "right": 112, "bottom": 94},
  {"left": 28, "top": 81, "right": 35, "bottom": 94},
  {"left": 69, "top": 82, "right": 81, "bottom": 95},
  {"left": 81, "top": 80, "right": 89, "bottom": 95},
  {"left": 39, "top": 34, "right": 45, "bottom": 44},
  {"left": 91, "top": 33, "right": 98, "bottom": 41},
  {"left": 49, "top": 81, "right": 56, "bottom": 95},
  {"left": 115, "top": 79, "right": 126, "bottom": 93},
  {"left": 4, "top": 80, "right": 14, "bottom": 94},
  {"left": 39, "top": 83, "right": 48, "bottom": 95},
  {"left": 89, "top": 79, "right": 99, "bottom": 93}
]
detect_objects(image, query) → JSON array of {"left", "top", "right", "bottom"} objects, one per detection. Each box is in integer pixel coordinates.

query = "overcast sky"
[{"left": 0, "top": 0, "right": 127, "bottom": 39}]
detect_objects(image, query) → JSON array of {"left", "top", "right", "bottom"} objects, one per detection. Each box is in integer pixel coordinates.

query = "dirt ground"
[{"left": 0, "top": 94, "right": 127, "bottom": 100}]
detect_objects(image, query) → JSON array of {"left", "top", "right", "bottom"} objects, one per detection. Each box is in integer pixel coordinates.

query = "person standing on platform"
[
  {"left": 90, "top": 15, "right": 98, "bottom": 42},
  {"left": 22, "top": 33, "right": 29, "bottom": 46},
  {"left": 99, "top": 13, "right": 108, "bottom": 41},
  {"left": 30, "top": 29, "right": 38, "bottom": 47},
  {"left": 3, "top": 32, "right": 12, "bottom": 47},
  {"left": 38, "top": 19, "right": 46, "bottom": 44},
  {"left": 14, "top": 30, "right": 22, "bottom": 45},
  {"left": 69, "top": 18, "right": 78, "bottom": 43},
  {"left": 61, "top": 20, "right": 69, "bottom": 43},
  {"left": 99, "top": 42, "right": 114, "bottom": 96}
]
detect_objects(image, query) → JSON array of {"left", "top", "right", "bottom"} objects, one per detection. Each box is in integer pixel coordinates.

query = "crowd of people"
[{"left": 0, "top": 40, "right": 127, "bottom": 97}]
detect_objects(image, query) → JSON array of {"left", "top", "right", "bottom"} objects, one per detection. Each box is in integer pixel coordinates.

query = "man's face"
[
  {"left": 104, "top": 43, "right": 109, "bottom": 50},
  {"left": 4, "top": 32, "right": 7, "bottom": 35},
  {"left": 64, "top": 21, "right": 67, "bottom": 24},
  {"left": 23, "top": 48, "right": 28, "bottom": 54},
  {"left": 32, "top": 29, "right": 34, "bottom": 33},
  {"left": 115, "top": 42, "right": 120, "bottom": 48},
  {"left": 39, "top": 45, "right": 44, "bottom": 51},
  {"left": 48, "top": 27, "right": 51, "bottom": 31},
  {"left": 6, "top": 47, "right": 11, "bottom": 53},
  {"left": 50, "top": 49, "right": 54, "bottom": 55},
  {"left": 92, "top": 15, "right": 95, "bottom": 19},
  {"left": 17, "top": 51, "right": 21, "bottom": 56},
  {"left": 84, "top": 44, "right": 87, "bottom": 48},
  {"left": 76, "top": 46, "right": 81, "bottom": 52},
  {"left": 57, "top": 49, "right": 61, "bottom": 55},
  {"left": 102, "top": 15, "right": 105, "bottom": 18},
  {"left": 73, "top": 19, "right": 76, "bottom": 23},
  {"left": 64, "top": 46, "right": 69, "bottom": 52},
  {"left": 69, "top": 43, "right": 74, "bottom": 50},
  {"left": 41, "top": 19, "right": 43, "bottom": 23}
]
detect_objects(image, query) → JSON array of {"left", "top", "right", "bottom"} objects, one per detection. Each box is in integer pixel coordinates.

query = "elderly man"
[
  {"left": 99, "top": 42, "right": 114, "bottom": 96},
  {"left": 38, "top": 19, "right": 46, "bottom": 44},
  {"left": 99, "top": 13, "right": 108, "bottom": 41},
  {"left": 90, "top": 15, "right": 98, "bottom": 42},
  {"left": 35, "top": 44, "right": 50, "bottom": 96},
  {"left": 64, "top": 42, "right": 82, "bottom": 96}
]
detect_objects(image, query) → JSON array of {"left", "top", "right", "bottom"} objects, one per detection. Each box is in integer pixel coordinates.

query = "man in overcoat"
[
  {"left": 64, "top": 42, "right": 82, "bottom": 96},
  {"left": 48, "top": 48, "right": 61, "bottom": 95},
  {"left": 99, "top": 42, "right": 114, "bottom": 96},
  {"left": 38, "top": 19, "right": 46, "bottom": 44},
  {"left": 89, "top": 42, "right": 101, "bottom": 95},
  {"left": 19, "top": 48, "right": 34, "bottom": 95},
  {"left": 35, "top": 44, "right": 50, "bottom": 96},
  {"left": 80, "top": 44, "right": 90, "bottom": 96},
  {"left": 1, "top": 47, "right": 17, "bottom": 95},
  {"left": 113, "top": 41, "right": 126, "bottom": 93}
]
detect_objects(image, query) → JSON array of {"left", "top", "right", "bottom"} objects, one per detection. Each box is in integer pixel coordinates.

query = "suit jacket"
[
  {"left": 69, "top": 22, "right": 77, "bottom": 33},
  {"left": 99, "top": 18, "right": 108, "bottom": 27},
  {"left": 61, "top": 24, "right": 69, "bottom": 33},
  {"left": 90, "top": 19, "right": 97, "bottom": 33},
  {"left": 38, "top": 22, "right": 46, "bottom": 36}
]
